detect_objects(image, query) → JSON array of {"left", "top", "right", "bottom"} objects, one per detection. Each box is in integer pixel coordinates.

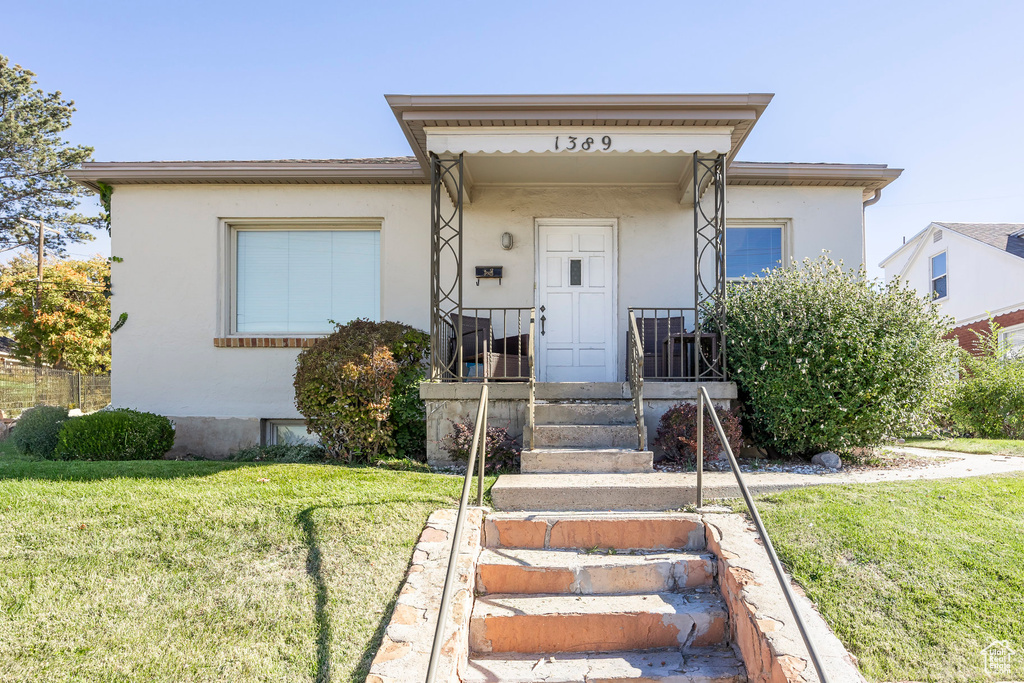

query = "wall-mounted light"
[{"left": 500, "top": 232, "right": 514, "bottom": 250}]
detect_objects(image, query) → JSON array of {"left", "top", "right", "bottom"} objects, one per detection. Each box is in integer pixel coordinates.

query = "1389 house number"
[{"left": 554, "top": 135, "right": 613, "bottom": 151}]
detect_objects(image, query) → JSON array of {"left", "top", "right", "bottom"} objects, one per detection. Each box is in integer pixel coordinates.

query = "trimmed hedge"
[
  {"left": 11, "top": 405, "right": 69, "bottom": 458},
  {"left": 54, "top": 409, "right": 175, "bottom": 460}
]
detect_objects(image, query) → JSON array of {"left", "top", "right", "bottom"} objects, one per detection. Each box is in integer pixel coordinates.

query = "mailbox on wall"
[{"left": 475, "top": 266, "right": 503, "bottom": 285}]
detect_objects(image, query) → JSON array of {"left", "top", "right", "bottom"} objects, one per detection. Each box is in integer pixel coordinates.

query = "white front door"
[{"left": 536, "top": 222, "right": 617, "bottom": 382}]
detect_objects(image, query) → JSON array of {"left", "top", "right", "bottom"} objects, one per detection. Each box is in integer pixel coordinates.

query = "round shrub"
[
  {"left": 54, "top": 409, "right": 174, "bottom": 460},
  {"left": 722, "top": 255, "right": 956, "bottom": 457},
  {"left": 945, "top": 322, "right": 1024, "bottom": 439},
  {"left": 293, "top": 319, "right": 429, "bottom": 463},
  {"left": 11, "top": 405, "right": 69, "bottom": 458},
  {"left": 441, "top": 420, "right": 521, "bottom": 473},
  {"left": 654, "top": 402, "right": 743, "bottom": 465}
]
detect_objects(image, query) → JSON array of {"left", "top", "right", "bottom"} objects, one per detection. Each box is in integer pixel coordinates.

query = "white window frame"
[
  {"left": 998, "top": 322, "right": 1024, "bottom": 358},
  {"left": 220, "top": 218, "right": 384, "bottom": 337},
  {"left": 930, "top": 250, "right": 948, "bottom": 301},
  {"left": 262, "top": 419, "right": 320, "bottom": 446},
  {"left": 724, "top": 219, "right": 791, "bottom": 280}
]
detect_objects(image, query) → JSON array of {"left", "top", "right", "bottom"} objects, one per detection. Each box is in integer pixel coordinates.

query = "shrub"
[
  {"left": 441, "top": 420, "right": 521, "bottom": 473},
  {"left": 654, "top": 402, "right": 743, "bottom": 465},
  {"left": 721, "top": 255, "right": 956, "bottom": 457},
  {"left": 945, "top": 321, "right": 1024, "bottom": 439},
  {"left": 54, "top": 409, "right": 174, "bottom": 460},
  {"left": 293, "top": 319, "right": 429, "bottom": 463},
  {"left": 11, "top": 405, "right": 69, "bottom": 458},
  {"left": 229, "top": 444, "right": 327, "bottom": 463}
]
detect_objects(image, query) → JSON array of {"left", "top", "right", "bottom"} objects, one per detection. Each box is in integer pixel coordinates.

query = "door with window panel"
[{"left": 536, "top": 224, "right": 616, "bottom": 382}]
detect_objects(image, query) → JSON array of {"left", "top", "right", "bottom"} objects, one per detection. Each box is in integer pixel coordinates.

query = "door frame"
[{"left": 534, "top": 217, "right": 619, "bottom": 382}]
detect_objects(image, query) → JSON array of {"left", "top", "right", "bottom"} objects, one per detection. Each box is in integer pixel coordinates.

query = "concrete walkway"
[{"left": 706, "top": 446, "right": 1024, "bottom": 497}]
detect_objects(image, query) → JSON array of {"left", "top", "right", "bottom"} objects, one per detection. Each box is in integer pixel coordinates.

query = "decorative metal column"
[
  {"left": 692, "top": 153, "right": 727, "bottom": 381},
  {"left": 430, "top": 153, "right": 465, "bottom": 380}
]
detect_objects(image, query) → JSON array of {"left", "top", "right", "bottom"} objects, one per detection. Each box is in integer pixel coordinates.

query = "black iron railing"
[
  {"left": 627, "top": 310, "right": 646, "bottom": 451},
  {"left": 432, "top": 307, "right": 534, "bottom": 382},
  {"left": 628, "top": 307, "right": 723, "bottom": 381},
  {"left": 696, "top": 385, "right": 829, "bottom": 683}
]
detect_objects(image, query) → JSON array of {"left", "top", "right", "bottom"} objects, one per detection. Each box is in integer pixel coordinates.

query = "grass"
[
  {"left": 741, "top": 474, "right": 1024, "bottom": 682},
  {"left": 904, "top": 436, "right": 1024, "bottom": 457},
  {"left": 0, "top": 445, "right": 493, "bottom": 683}
]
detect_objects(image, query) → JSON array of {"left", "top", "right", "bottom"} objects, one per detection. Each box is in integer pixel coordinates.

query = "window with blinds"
[
  {"left": 725, "top": 225, "right": 784, "bottom": 278},
  {"left": 235, "top": 229, "right": 380, "bottom": 333}
]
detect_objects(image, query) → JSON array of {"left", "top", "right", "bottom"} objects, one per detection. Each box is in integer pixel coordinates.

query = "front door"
[{"left": 536, "top": 222, "right": 617, "bottom": 382}]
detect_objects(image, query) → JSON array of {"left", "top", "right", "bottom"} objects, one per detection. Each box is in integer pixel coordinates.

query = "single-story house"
[
  {"left": 68, "top": 93, "right": 902, "bottom": 462},
  {"left": 881, "top": 222, "right": 1024, "bottom": 355}
]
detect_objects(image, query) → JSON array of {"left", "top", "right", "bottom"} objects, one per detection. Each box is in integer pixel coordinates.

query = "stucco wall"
[
  {"left": 888, "top": 227, "right": 1024, "bottom": 324},
  {"left": 110, "top": 181, "right": 867, "bottom": 456}
]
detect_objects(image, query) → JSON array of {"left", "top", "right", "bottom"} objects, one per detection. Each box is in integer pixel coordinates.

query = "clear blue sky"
[{"left": 4, "top": 0, "right": 1023, "bottom": 274}]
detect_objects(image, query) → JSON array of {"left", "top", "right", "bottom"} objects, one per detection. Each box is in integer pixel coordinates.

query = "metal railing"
[
  {"left": 628, "top": 307, "right": 723, "bottom": 381},
  {"left": 696, "top": 385, "right": 829, "bottom": 683},
  {"left": 527, "top": 312, "right": 536, "bottom": 451},
  {"left": 424, "top": 383, "right": 488, "bottom": 683},
  {"left": 627, "top": 310, "right": 646, "bottom": 451},
  {"left": 432, "top": 307, "right": 534, "bottom": 382},
  {"left": 0, "top": 365, "right": 111, "bottom": 414}
]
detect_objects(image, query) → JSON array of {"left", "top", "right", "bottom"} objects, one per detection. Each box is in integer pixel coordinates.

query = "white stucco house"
[
  {"left": 68, "top": 93, "right": 902, "bottom": 461},
  {"left": 881, "top": 222, "right": 1024, "bottom": 355}
]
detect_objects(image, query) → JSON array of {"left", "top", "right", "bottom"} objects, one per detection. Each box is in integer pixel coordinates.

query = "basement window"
[{"left": 263, "top": 420, "right": 320, "bottom": 446}]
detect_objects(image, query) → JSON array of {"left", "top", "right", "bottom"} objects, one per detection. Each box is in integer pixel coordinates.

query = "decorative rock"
[{"left": 811, "top": 451, "right": 842, "bottom": 469}]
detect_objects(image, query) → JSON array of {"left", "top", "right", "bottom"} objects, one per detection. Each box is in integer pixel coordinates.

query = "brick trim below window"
[
  {"left": 213, "top": 337, "right": 321, "bottom": 348},
  {"left": 947, "top": 307, "right": 1024, "bottom": 354}
]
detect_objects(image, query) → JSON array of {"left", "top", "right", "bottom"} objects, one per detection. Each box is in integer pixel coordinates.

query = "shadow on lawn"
[
  {"left": 296, "top": 501, "right": 448, "bottom": 683},
  {"left": 0, "top": 457, "right": 263, "bottom": 482}
]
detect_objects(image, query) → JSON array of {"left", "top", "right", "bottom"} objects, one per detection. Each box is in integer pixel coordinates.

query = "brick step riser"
[
  {"left": 484, "top": 515, "right": 707, "bottom": 551},
  {"left": 476, "top": 556, "right": 715, "bottom": 595},
  {"left": 470, "top": 611, "right": 728, "bottom": 655}
]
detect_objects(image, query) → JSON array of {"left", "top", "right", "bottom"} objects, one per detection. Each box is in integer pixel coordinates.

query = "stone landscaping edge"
[
  {"left": 705, "top": 513, "right": 866, "bottom": 683},
  {"left": 367, "top": 507, "right": 484, "bottom": 683}
]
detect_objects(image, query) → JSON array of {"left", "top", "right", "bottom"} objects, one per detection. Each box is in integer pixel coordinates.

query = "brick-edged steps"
[
  {"left": 464, "top": 649, "right": 746, "bottom": 683},
  {"left": 468, "top": 512, "right": 746, "bottom": 682}
]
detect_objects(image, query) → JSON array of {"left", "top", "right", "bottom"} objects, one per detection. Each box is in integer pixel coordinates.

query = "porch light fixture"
[{"left": 500, "top": 232, "right": 514, "bottom": 250}]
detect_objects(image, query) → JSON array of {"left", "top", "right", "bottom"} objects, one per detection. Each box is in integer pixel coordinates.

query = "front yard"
[
  {"left": 904, "top": 437, "right": 1024, "bottom": 457},
  {"left": 750, "top": 473, "right": 1024, "bottom": 682},
  {"left": 0, "top": 445, "right": 477, "bottom": 683}
]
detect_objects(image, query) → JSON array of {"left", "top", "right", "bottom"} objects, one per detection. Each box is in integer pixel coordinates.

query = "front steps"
[
  {"left": 467, "top": 512, "right": 746, "bottom": 682},
  {"left": 492, "top": 473, "right": 702, "bottom": 511}
]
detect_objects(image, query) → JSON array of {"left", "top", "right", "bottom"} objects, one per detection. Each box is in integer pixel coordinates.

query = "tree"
[
  {"left": 1, "top": 54, "right": 101, "bottom": 256},
  {"left": 0, "top": 254, "right": 111, "bottom": 373}
]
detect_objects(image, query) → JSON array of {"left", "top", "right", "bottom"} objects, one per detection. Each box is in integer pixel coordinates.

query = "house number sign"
[{"left": 554, "top": 135, "right": 613, "bottom": 151}]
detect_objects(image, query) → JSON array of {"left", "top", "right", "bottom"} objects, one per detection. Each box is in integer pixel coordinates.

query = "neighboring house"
[
  {"left": 67, "top": 93, "right": 902, "bottom": 460},
  {"left": 881, "top": 222, "right": 1024, "bottom": 355},
  {"left": 0, "top": 336, "right": 19, "bottom": 366}
]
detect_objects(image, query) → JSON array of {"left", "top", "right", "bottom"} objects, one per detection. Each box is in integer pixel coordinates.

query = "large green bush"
[
  {"left": 11, "top": 405, "right": 69, "bottom": 458},
  {"left": 945, "top": 322, "right": 1024, "bottom": 439},
  {"left": 54, "top": 409, "right": 174, "bottom": 460},
  {"left": 722, "top": 255, "right": 956, "bottom": 457},
  {"left": 293, "top": 319, "right": 429, "bottom": 463}
]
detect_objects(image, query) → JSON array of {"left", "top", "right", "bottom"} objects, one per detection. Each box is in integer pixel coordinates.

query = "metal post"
[
  {"left": 692, "top": 153, "right": 727, "bottom": 381},
  {"left": 429, "top": 154, "right": 464, "bottom": 380},
  {"left": 477, "top": 379, "right": 487, "bottom": 506},
  {"left": 696, "top": 387, "right": 704, "bottom": 509}
]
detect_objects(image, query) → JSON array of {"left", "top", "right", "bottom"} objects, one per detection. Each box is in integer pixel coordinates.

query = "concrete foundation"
[{"left": 166, "top": 416, "right": 261, "bottom": 459}]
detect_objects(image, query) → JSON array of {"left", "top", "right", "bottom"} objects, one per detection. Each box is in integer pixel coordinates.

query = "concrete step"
[
  {"left": 522, "top": 448, "right": 653, "bottom": 474},
  {"left": 491, "top": 473, "right": 709, "bottom": 512},
  {"left": 464, "top": 648, "right": 746, "bottom": 683},
  {"left": 484, "top": 512, "right": 706, "bottom": 551},
  {"left": 476, "top": 547, "right": 715, "bottom": 595},
  {"left": 470, "top": 592, "right": 728, "bottom": 654},
  {"left": 532, "top": 424, "right": 642, "bottom": 449},
  {"left": 533, "top": 402, "right": 636, "bottom": 425}
]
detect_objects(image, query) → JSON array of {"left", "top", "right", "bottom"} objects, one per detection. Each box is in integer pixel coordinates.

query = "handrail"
[
  {"left": 527, "top": 309, "right": 536, "bottom": 451},
  {"left": 696, "top": 385, "right": 830, "bottom": 683},
  {"left": 425, "top": 383, "right": 488, "bottom": 683},
  {"left": 627, "top": 310, "right": 646, "bottom": 450}
]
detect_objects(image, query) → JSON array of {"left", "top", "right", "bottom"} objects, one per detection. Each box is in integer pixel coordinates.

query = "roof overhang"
[
  {"left": 729, "top": 162, "right": 903, "bottom": 201},
  {"left": 64, "top": 159, "right": 426, "bottom": 193}
]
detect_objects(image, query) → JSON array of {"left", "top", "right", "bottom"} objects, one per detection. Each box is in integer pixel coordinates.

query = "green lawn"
[
  {"left": 0, "top": 446, "right": 484, "bottom": 683},
  {"left": 746, "top": 474, "right": 1024, "bottom": 682},
  {"left": 904, "top": 437, "right": 1024, "bottom": 457}
]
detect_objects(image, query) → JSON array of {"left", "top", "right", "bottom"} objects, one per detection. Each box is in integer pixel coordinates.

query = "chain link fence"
[{"left": 0, "top": 365, "right": 111, "bottom": 416}]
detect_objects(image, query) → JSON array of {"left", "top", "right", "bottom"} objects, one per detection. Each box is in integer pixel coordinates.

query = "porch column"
[
  {"left": 429, "top": 153, "right": 465, "bottom": 380},
  {"left": 693, "top": 153, "right": 727, "bottom": 380}
]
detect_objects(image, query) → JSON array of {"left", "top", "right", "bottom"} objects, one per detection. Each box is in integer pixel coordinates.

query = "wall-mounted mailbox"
[{"left": 475, "top": 266, "right": 503, "bottom": 286}]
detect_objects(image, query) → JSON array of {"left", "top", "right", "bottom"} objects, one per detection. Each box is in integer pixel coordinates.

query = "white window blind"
[
  {"left": 726, "top": 226, "right": 783, "bottom": 278},
  {"left": 236, "top": 229, "right": 380, "bottom": 333}
]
